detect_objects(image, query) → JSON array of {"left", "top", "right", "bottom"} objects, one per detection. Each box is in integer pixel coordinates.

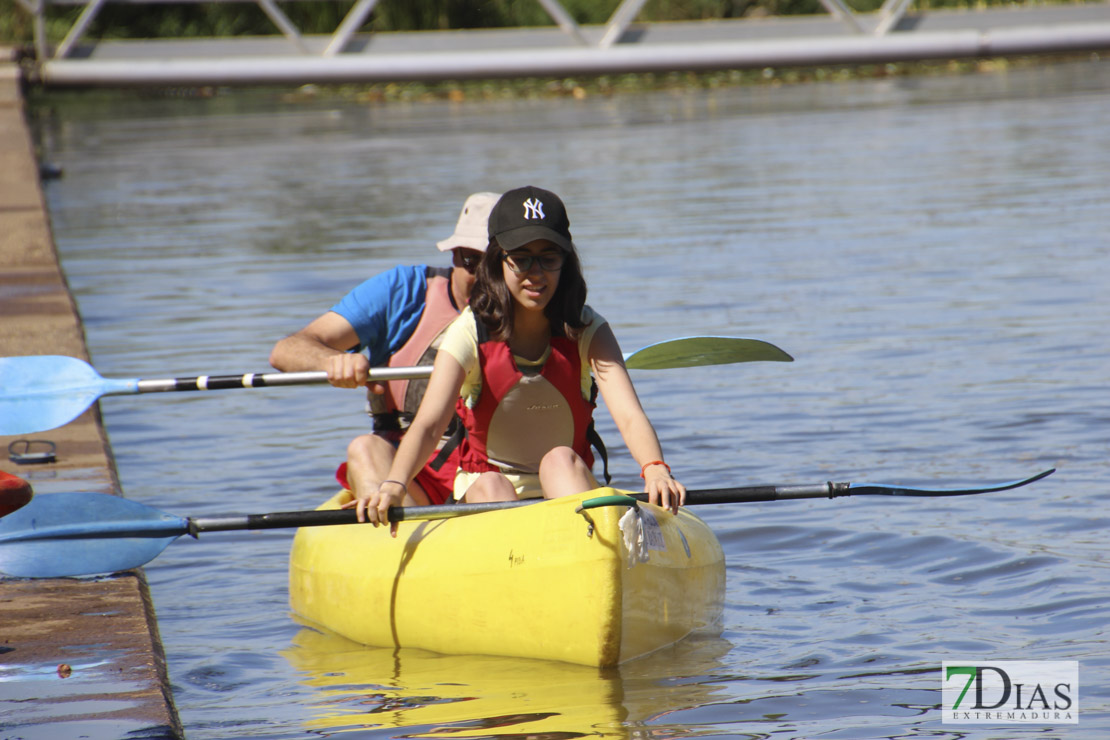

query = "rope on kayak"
[{"left": 576, "top": 494, "right": 650, "bottom": 567}]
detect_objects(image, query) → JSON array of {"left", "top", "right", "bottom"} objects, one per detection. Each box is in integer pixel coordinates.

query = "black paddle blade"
[{"left": 848, "top": 468, "right": 1055, "bottom": 497}]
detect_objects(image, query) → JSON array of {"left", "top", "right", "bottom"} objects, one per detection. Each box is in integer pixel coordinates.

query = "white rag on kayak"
[{"left": 619, "top": 506, "right": 651, "bottom": 567}]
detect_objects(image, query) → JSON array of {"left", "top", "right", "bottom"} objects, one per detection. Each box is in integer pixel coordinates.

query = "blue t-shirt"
[{"left": 330, "top": 265, "right": 436, "bottom": 365}]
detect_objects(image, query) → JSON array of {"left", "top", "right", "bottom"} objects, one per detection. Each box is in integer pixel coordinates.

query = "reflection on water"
[
  {"left": 29, "top": 58, "right": 1110, "bottom": 738},
  {"left": 283, "top": 626, "right": 733, "bottom": 738}
]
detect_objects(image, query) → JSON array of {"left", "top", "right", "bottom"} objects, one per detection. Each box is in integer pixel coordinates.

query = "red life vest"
[
  {"left": 368, "top": 266, "right": 458, "bottom": 424},
  {"left": 455, "top": 324, "right": 600, "bottom": 476}
]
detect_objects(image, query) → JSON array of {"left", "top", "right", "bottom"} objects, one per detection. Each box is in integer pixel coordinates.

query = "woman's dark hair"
[{"left": 470, "top": 238, "right": 588, "bottom": 342}]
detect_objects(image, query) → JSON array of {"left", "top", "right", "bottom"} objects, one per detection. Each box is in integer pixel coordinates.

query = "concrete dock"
[{"left": 0, "top": 54, "right": 182, "bottom": 739}]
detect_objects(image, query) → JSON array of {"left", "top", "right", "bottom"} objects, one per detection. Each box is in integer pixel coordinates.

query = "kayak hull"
[{"left": 289, "top": 488, "right": 724, "bottom": 667}]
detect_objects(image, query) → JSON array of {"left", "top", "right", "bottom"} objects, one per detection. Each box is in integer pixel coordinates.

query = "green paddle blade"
[
  {"left": 623, "top": 336, "right": 793, "bottom": 370},
  {"left": 0, "top": 492, "right": 188, "bottom": 578}
]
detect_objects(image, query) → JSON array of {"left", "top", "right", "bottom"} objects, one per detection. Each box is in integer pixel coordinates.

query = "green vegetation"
[
  {"left": 0, "top": 0, "right": 1098, "bottom": 45},
  {"left": 22, "top": 54, "right": 1095, "bottom": 112},
  {"left": 253, "top": 54, "right": 1097, "bottom": 104}
]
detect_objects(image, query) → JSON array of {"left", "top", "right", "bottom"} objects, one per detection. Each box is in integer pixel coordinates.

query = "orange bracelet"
[{"left": 640, "top": 460, "right": 671, "bottom": 479}]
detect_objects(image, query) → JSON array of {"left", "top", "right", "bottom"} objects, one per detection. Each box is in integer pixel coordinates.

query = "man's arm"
[{"left": 269, "top": 311, "right": 370, "bottom": 388}]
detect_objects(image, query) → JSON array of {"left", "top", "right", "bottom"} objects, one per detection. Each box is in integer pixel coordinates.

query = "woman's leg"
[
  {"left": 460, "top": 471, "right": 518, "bottom": 502},
  {"left": 538, "top": 446, "right": 597, "bottom": 499}
]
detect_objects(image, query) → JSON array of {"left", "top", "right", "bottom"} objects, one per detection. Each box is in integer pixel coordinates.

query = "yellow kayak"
[{"left": 289, "top": 488, "right": 725, "bottom": 667}]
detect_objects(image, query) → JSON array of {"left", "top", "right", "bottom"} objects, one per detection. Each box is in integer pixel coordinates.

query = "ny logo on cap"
[{"left": 522, "top": 198, "right": 545, "bottom": 220}]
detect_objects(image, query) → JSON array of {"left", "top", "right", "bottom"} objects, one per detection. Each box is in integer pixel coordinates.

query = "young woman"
[{"left": 345, "top": 185, "right": 684, "bottom": 526}]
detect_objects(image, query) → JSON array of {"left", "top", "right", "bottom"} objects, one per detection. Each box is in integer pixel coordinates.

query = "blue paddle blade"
[
  {"left": 0, "top": 355, "right": 138, "bottom": 435},
  {"left": 0, "top": 492, "right": 188, "bottom": 578},
  {"left": 624, "top": 336, "right": 793, "bottom": 370}
]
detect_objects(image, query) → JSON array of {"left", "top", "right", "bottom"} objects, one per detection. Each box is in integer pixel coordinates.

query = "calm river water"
[{"left": 25, "top": 59, "right": 1110, "bottom": 738}]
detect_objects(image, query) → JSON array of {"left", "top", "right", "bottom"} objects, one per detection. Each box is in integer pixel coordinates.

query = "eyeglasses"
[
  {"left": 502, "top": 251, "right": 565, "bottom": 275},
  {"left": 452, "top": 249, "right": 482, "bottom": 273}
]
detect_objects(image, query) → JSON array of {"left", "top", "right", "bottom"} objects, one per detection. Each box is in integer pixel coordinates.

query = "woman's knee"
[
  {"left": 540, "top": 446, "right": 587, "bottom": 475},
  {"left": 539, "top": 447, "right": 597, "bottom": 499},
  {"left": 463, "top": 472, "right": 517, "bottom": 503}
]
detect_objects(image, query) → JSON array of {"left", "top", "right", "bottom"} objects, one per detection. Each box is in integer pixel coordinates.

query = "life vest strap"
[{"left": 430, "top": 415, "right": 464, "bottom": 472}]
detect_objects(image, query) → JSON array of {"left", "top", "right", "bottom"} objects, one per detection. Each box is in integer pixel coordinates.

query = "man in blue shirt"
[{"left": 270, "top": 192, "right": 499, "bottom": 505}]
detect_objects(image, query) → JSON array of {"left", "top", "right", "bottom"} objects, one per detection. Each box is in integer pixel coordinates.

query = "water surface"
[{"left": 24, "top": 59, "right": 1110, "bottom": 738}]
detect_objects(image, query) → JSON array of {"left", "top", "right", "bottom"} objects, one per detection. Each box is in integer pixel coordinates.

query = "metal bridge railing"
[{"left": 15, "top": 0, "right": 919, "bottom": 62}]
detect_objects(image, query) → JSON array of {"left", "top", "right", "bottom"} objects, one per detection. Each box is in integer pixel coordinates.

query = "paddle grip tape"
[{"left": 139, "top": 375, "right": 274, "bottom": 392}]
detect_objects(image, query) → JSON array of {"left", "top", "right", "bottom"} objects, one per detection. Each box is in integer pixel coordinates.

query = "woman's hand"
[
  {"left": 341, "top": 479, "right": 407, "bottom": 534},
  {"left": 643, "top": 465, "right": 685, "bottom": 514}
]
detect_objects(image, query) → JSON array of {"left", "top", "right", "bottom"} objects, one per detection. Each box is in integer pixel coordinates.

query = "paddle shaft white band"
[{"left": 132, "top": 366, "right": 435, "bottom": 394}]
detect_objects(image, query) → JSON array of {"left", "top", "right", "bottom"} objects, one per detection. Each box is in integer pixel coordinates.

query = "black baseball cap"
[{"left": 488, "top": 186, "right": 574, "bottom": 252}]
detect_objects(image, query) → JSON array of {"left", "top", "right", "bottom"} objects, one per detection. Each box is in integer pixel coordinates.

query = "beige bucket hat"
[{"left": 436, "top": 191, "right": 500, "bottom": 252}]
